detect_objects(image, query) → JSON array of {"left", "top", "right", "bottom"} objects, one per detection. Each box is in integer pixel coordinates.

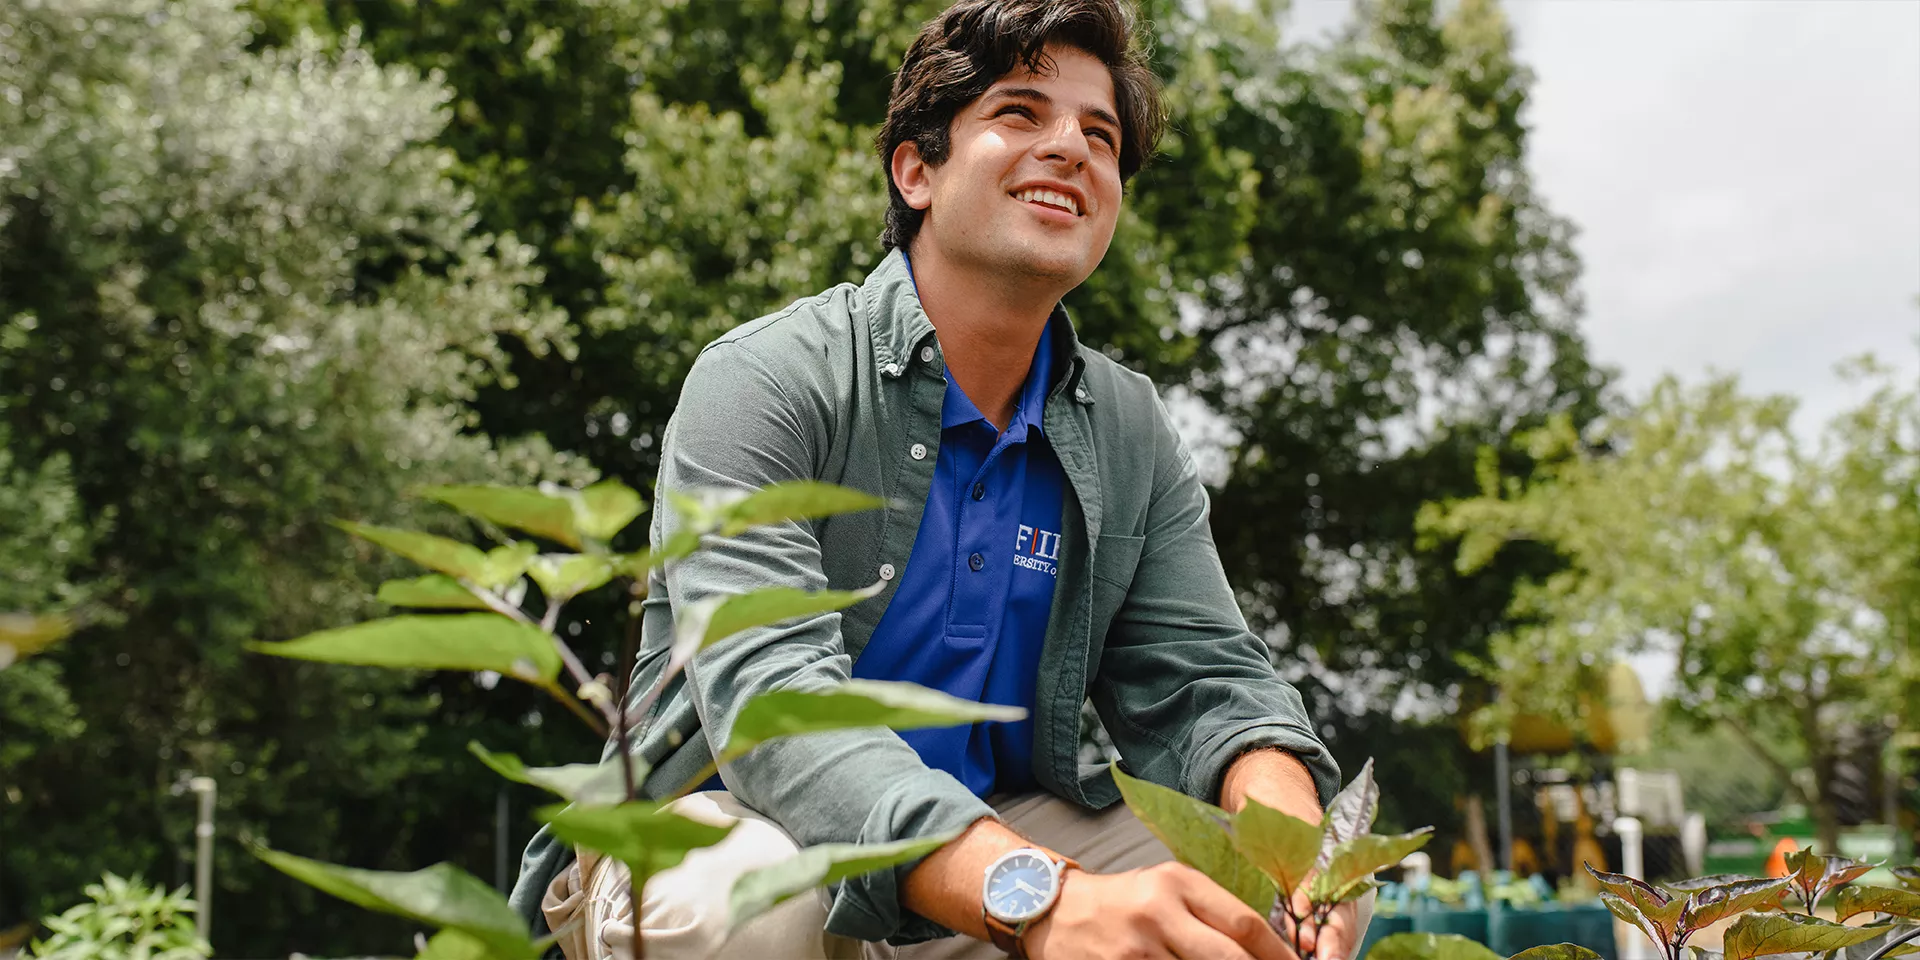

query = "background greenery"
[{"left": 4, "top": 0, "right": 1910, "bottom": 953}]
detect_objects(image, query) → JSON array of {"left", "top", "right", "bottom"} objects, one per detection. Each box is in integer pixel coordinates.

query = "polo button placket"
[
  {"left": 968, "top": 552, "right": 985, "bottom": 572},
  {"left": 971, "top": 481, "right": 986, "bottom": 501},
  {"left": 919, "top": 345, "right": 935, "bottom": 363},
  {"left": 879, "top": 563, "right": 896, "bottom": 581},
  {"left": 909, "top": 442, "right": 928, "bottom": 461}
]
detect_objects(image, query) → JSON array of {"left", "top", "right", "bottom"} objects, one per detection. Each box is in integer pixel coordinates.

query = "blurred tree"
[
  {"left": 0, "top": 0, "right": 589, "bottom": 950},
  {"left": 1421, "top": 364, "right": 1920, "bottom": 853}
]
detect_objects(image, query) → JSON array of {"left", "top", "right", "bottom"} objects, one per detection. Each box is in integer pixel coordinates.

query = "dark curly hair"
[{"left": 877, "top": 0, "right": 1166, "bottom": 250}]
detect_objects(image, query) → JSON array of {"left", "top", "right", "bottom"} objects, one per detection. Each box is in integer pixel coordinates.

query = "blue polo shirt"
[{"left": 849, "top": 317, "right": 1068, "bottom": 798}]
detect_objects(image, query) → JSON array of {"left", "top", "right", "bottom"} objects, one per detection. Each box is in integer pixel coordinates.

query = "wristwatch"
[{"left": 981, "top": 847, "right": 1080, "bottom": 958}]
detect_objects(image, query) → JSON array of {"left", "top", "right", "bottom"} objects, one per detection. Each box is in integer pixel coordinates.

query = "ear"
[{"left": 890, "top": 140, "right": 935, "bottom": 211}]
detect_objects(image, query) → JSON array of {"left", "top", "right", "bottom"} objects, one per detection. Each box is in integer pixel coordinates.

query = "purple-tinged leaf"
[
  {"left": 1684, "top": 878, "right": 1794, "bottom": 934},
  {"left": 1315, "top": 758, "right": 1379, "bottom": 872}
]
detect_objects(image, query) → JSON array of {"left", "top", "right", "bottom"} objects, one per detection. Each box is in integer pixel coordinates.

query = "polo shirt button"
[
  {"left": 909, "top": 442, "right": 927, "bottom": 460},
  {"left": 968, "top": 552, "right": 984, "bottom": 572},
  {"left": 971, "top": 481, "right": 986, "bottom": 501},
  {"left": 885, "top": 363, "right": 900, "bottom": 376},
  {"left": 919, "top": 345, "right": 935, "bottom": 363},
  {"left": 1076, "top": 386, "right": 1090, "bottom": 401},
  {"left": 879, "top": 563, "right": 896, "bottom": 581}
]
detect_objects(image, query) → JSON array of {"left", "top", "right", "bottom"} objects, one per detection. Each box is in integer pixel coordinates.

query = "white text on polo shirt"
[{"left": 1014, "top": 524, "right": 1062, "bottom": 577}]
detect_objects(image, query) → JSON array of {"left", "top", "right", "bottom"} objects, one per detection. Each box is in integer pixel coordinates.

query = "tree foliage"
[
  {"left": 0, "top": 0, "right": 586, "bottom": 946},
  {"left": 1421, "top": 363, "right": 1920, "bottom": 852}
]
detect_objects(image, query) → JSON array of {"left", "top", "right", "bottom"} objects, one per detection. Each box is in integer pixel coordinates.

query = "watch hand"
[{"left": 1013, "top": 879, "right": 1044, "bottom": 896}]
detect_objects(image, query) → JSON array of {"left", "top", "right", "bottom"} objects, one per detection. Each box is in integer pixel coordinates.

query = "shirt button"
[
  {"left": 1076, "top": 386, "right": 1090, "bottom": 401},
  {"left": 909, "top": 442, "right": 927, "bottom": 460},
  {"left": 968, "top": 552, "right": 985, "bottom": 572},
  {"left": 919, "top": 345, "right": 935, "bottom": 363},
  {"left": 971, "top": 481, "right": 986, "bottom": 501},
  {"left": 879, "top": 563, "right": 896, "bottom": 581},
  {"left": 885, "top": 363, "right": 900, "bottom": 376}
]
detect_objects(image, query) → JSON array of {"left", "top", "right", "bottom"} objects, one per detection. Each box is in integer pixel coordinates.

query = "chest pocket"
[{"left": 1089, "top": 533, "right": 1145, "bottom": 640}]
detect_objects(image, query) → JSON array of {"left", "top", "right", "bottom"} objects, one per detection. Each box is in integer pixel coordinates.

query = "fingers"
[
  {"left": 1163, "top": 913, "right": 1262, "bottom": 960},
  {"left": 1166, "top": 865, "right": 1295, "bottom": 960}
]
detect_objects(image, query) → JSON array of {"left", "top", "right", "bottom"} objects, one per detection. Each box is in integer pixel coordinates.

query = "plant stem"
[
  {"left": 541, "top": 681, "right": 608, "bottom": 738},
  {"left": 1864, "top": 926, "right": 1920, "bottom": 960}
]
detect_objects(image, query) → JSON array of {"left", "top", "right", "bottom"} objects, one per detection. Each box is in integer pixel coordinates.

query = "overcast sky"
[
  {"left": 1289, "top": 0, "right": 1920, "bottom": 435},
  {"left": 1285, "top": 0, "right": 1920, "bottom": 699}
]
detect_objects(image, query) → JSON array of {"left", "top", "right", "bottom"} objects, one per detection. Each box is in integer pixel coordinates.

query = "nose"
[{"left": 1035, "top": 116, "right": 1091, "bottom": 170}]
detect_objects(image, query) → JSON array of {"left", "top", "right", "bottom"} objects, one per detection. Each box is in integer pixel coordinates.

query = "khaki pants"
[{"left": 541, "top": 790, "right": 1373, "bottom": 960}]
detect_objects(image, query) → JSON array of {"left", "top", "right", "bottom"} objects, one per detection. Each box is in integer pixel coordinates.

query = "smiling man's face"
[{"left": 897, "top": 43, "right": 1125, "bottom": 289}]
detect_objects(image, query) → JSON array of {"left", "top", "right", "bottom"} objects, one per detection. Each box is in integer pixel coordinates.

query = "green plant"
[
  {"left": 25, "top": 873, "right": 209, "bottom": 960},
  {"left": 248, "top": 478, "right": 1019, "bottom": 957},
  {"left": 1113, "top": 758, "right": 1433, "bottom": 959}
]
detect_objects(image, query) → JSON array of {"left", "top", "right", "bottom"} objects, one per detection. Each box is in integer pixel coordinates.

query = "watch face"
[{"left": 985, "top": 851, "right": 1058, "bottom": 922}]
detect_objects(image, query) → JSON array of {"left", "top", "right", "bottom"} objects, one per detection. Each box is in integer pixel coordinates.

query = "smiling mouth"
[{"left": 1012, "top": 188, "right": 1081, "bottom": 217}]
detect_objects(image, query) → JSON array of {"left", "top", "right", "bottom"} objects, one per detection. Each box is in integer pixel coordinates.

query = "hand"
[
  {"left": 1025, "top": 863, "right": 1296, "bottom": 960},
  {"left": 1275, "top": 889, "right": 1365, "bottom": 960}
]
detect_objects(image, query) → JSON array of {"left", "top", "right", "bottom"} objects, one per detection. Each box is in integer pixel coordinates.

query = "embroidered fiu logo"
[{"left": 1014, "top": 525, "right": 1062, "bottom": 577}]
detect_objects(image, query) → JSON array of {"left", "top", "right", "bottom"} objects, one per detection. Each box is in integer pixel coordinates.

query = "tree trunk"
[{"left": 1464, "top": 793, "right": 1498, "bottom": 876}]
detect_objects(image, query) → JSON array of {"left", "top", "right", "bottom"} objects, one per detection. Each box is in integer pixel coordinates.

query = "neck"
[{"left": 906, "top": 240, "right": 1064, "bottom": 431}]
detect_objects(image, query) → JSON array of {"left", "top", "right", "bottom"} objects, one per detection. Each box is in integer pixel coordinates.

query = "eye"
[
  {"left": 994, "top": 104, "right": 1037, "bottom": 123},
  {"left": 1086, "top": 127, "right": 1118, "bottom": 150}
]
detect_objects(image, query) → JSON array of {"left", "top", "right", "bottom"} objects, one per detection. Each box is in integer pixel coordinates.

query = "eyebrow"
[{"left": 984, "top": 86, "right": 1122, "bottom": 134}]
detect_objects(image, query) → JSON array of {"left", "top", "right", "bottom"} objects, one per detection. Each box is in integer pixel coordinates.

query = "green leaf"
[
  {"left": 1310, "top": 829, "right": 1435, "bottom": 902},
  {"left": 0, "top": 612, "right": 73, "bottom": 669},
  {"left": 468, "top": 743, "right": 644, "bottom": 806},
  {"left": 1892, "top": 867, "right": 1920, "bottom": 893},
  {"left": 476, "top": 541, "right": 539, "bottom": 591},
  {"left": 1509, "top": 945, "right": 1607, "bottom": 960},
  {"left": 248, "top": 615, "right": 560, "bottom": 685},
  {"left": 1722, "top": 912, "right": 1886, "bottom": 960},
  {"left": 671, "top": 583, "right": 884, "bottom": 672},
  {"left": 418, "top": 485, "right": 581, "bottom": 549},
  {"left": 1110, "top": 764, "right": 1276, "bottom": 914},
  {"left": 1836, "top": 885, "right": 1920, "bottom": 923},
  {"left": 573, "top": 480, "right": 646, "bottom": 541},
  {"left": 252, "top": 847, "right": 535, "bottom": 959},
  {"left": 1683, "top": 878, "right": 1792, "bottom": 932},
  {"left": 728, "top": 833, "right": 959, "bottom": 932},
  {"left": 526, "top": 555, "right": 617, "bottom": 603},
  {"left": 721, "top": 680, "right": 1026, "bottom": 763},
  {"left": 538, "top": 801, "right": 733, "bottom": 884},
  {"left": 335, "top": 521, "right": 489, "bottom": 581},
  {"left": 1366, "top": 932, "right": 1504, "bottom": 960},
  {"left": 716, "top": 481, "right": 884, "bottom": 535},
  {"left": 416, "top": 930, "right": 494, "bottom": 960},
  {"left": 1317, "top": 758, "right": 1380, "bottom": 871},
  {"left": 1229, "top": 799, "right": 1323, "bottom": 895},
  {"left": 377, "top": 575, "right": 492, "bottom": 611}
]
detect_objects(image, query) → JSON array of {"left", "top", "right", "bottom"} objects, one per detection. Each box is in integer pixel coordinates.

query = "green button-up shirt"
[{"left": 510, "top": 249, "right": 1338, "bottom": 945}]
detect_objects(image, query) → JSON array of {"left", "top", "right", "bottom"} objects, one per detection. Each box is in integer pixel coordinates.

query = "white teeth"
[{"left": 1016, "top": 188, "right": 1079, "bottom": 216}]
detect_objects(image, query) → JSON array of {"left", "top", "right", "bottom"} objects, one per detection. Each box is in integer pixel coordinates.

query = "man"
[{"left": 512, "top": 2, "right": 1366, "bottom": 957}]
